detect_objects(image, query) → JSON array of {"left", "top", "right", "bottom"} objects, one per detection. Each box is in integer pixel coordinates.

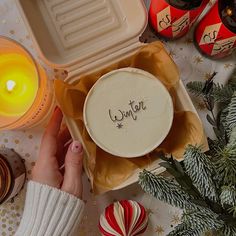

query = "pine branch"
[
  {"left": 218, "top": 107, "right": 230, "bottom": 144},
  {"left": 219, "top": 107, "right": 229, "bottom": 124},
  {"left": 226, "top": 92, "right": 236, "bottom": 133},
  {"left": 187, "top": 81, "right": 205, "bottom": 97},
  {"left": 228, "top": 126, "right": 236, "bottom": 151},
  {"left": 167, "top": 222, "right": 202, "bottom": 236},
  {"left": 186, "top": 70, "right": 235, "bottom": 107},
  {"left": 187, "top": 72, "right": 217, "bottom": 103},
  {"left": 220, "top": 185, "right": 236, "bottom": 219},
  {"left": 228, "top": 69, "right": 236, "bottom": 90},
  {"left": 202, "top": 72, "right": 217, "bottom": 96},
  {"left": 139, "top": 170, "right": 201, "bottom": 210},
  {"left": 167, "top": 223, "right": 188, "bottom": 236},
  {"left": 212, "top": 84, "right": 234, "bottom": 105},
  {"left": 220, "top": 186, "right": 236, "bottom": 208},
  {"left": 187, "top": 72, "right": 231, "bottom": 143},
  {"left": 214, "top": 126, "right": 236, "bottom": 186},
  {"left": 182, "top": 209, "right": 224, "bottom": 233},
  {"left": 139, "top": 70, "right": 236, "bottom": 236},
  {"left": 183, "top": 145, "right": 219, "bottom": 202},
  {"left": 219, "top": 224, "right": 236, "bottom": 236},
  {"left": 207, "top": 138, "right": 223, "bottom": 158},
  {"left": 215, "top": 148, "right": 236, "bottom": 186},
  {"left": 158, "top": 153, "right": 202, "bottom": 198},
  {"left": 229, "top": 206, "right": 236, "bottom": 218}
]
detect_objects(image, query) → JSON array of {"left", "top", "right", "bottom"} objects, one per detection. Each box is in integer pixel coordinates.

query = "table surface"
[{"left": 0, "top": 0, "right": 235, "bottom": 235}]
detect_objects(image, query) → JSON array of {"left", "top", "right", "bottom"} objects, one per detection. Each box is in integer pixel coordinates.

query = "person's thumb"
[{"left": 61, "top": 140, "right": 83, "bottom": 198}]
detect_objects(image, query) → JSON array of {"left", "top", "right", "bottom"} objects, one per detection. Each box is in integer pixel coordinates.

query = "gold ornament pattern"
[
  {"left": 155, "top": 226, "right": 165, "bottom": 235},
  {"left": 194, "top": 56, "right": 204, "bottom": 64}
]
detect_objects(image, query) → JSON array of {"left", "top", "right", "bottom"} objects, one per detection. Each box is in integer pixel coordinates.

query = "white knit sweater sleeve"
[{"left": 15, "top": 181, "right": 85, "bottom": 236}]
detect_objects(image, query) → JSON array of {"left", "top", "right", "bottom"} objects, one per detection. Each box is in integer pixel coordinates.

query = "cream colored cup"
[{"left": 83, "top": 68, "right": 174, "bottom": 158}]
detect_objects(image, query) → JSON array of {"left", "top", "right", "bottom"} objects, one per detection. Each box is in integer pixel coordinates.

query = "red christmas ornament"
[
  {"left": 194, "top": 0, "right": 236, "bottom": 59},
  {"left": 149, "top": 0, "right": 209, "bottom": 39},
  {"left": 99, "top": 200, "right": 148, "bottom": 236}
]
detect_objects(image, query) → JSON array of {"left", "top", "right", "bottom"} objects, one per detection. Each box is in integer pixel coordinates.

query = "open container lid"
[{"left": 16, "top": 0, "right": 148, "bottom": 71}]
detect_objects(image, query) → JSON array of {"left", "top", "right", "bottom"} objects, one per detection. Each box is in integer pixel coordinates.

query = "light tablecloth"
[{"left": 0, "top": 0, "right": 235, "bottom": 235}]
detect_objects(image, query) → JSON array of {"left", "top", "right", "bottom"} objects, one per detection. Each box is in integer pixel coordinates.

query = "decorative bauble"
[{"left": 99, "top": 200, "right": 148, "bottom": 236}]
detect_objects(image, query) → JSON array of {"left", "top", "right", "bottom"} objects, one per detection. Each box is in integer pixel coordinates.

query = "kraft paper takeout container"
[{"left": 16, "top": 0, "right": 207, "bottom": 193}]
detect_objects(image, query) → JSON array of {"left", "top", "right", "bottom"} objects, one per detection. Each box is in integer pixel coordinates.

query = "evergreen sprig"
[
  {"left": 215, "top": 149, "right": 236, "bottom": 186},
  {"left": 183, "top": 146, "right": 219, "bottom": 202},
  {"left": 139, "top": 69, "right": 236, "bottom": 236},
  {"left": 139, "top": 170, "right": 197, "bottom": 210},
  {"left": 228, "top": 127, "right": 236, "bottom": 149},
  {"left": 212, "top": 84, "right": 234, "bottom": 105},
  {"left": 158, "top": 152, "right": 202, "bottom": 198},
  {"left": 186, "top": 81, "right": 205, "bottom": 97},
  {"left": 226, "top": 92, "right": 236, "bottom": 133},
  {"left": 182, "top": 209, "right": 223, "bottom": 232},
  {"left": 167, "top": 222, "right": 203, "bottom": 236},
  {"left": 220, "top": 186, "right": 236, "bottom": 207},
  {"left": 220, "top": 225, "right": 236, "bottom": 236},
  {"left": 186, "top": 71, "right": 235, "bottom": 107}
]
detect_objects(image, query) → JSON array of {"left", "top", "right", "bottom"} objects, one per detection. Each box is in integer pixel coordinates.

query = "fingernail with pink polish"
[{"left": 71, "top": 141, "right": 83, "bottom": 154}]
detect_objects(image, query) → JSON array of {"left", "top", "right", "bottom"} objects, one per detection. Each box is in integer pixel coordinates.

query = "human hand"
[{"left": 32, "top": 107, "right": 84, "bottom": 199}]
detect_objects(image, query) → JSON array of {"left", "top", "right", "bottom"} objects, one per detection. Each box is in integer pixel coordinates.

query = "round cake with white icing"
[{"left": 83, "top": 68, "right": 174, "bottom": 158}]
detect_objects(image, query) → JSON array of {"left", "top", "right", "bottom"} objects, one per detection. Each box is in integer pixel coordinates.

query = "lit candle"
[
  {"left": 0, "top": 37, "right": 54, "bottom": 130},
  {"left": 0, "top": 53, "right": 38, "bottom": 117}
]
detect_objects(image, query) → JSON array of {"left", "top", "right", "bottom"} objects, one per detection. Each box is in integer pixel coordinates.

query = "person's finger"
[
  {"left": 39, "top": 107, "right": 63, "bottom": 159},
  {"left": 57, "top": 128, "right": 72, "bottom": 166},
  {"left": 61, "top": 141, "right": 83, "bottom": 198},
  {"left": 46, "top": 107, "right": 63, "bottom": 138}
]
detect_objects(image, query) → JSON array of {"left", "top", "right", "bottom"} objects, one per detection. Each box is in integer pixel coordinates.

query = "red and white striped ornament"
[{"left": 99, "top": 200, "right": 148, "bottom": 236}]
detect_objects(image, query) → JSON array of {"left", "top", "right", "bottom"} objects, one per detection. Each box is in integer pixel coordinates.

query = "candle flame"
[{"left": 6, "top": 80, "right": 16, "bottom": 92}]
